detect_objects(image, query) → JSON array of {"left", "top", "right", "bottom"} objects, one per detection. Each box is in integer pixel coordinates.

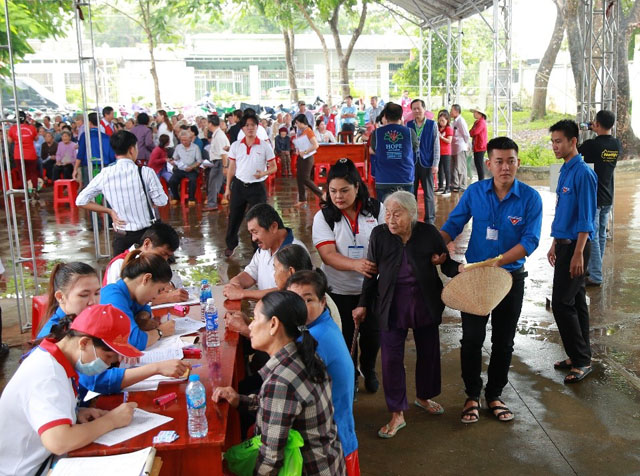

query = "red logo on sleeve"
[
  {"left": 508, "top": 216, "right": 522, "bottom": 225},
  {"left": 562, "top": 187, "right": 570, "bottom": 193}
]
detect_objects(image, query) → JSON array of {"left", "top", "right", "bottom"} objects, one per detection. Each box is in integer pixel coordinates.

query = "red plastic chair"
[
  {"left": 53, "top": 179, "right": 79, "bottom": 208},
  {"left": 313, "top": 163, "right": 331, "bottom": 184},
  {"left": 179, "top": 175, "right": 204, "bottom": 204},
  {"left": 31, "top": 294, "right": 49, "bottom": 339}
]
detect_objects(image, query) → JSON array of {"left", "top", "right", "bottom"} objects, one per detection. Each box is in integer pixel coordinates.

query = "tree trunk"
[
  {"left": 291, "top": 0, "right": 332, "bottom": 105},
  {"left": 139, "top": 0, "right": 161, "bottom": 109},
  {"left": 617, "top": 1, "right": 640, "bottom": 158},
  {"left": 282, "top": 28, "right": 299, "bottom": 103},
  {"left": 329, "top": 0, "right": 368, "bottom": 98},
  {"left": 565, "top": 0, "right": 583, "bottom": 109},
  {"left": 531, "top": 1, "right": 565, "bottom": 120},
  {"left": 148, "top": 38, "right": 162, "bottom": 110}
]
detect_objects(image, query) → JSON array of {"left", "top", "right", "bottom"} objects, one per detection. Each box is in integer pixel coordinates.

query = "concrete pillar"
[
  {"left": 380, "top": 62, "right": 389, "bottom": 101},
  {"left": 249, "top": 65, "right": 260, "bottom": 104}
]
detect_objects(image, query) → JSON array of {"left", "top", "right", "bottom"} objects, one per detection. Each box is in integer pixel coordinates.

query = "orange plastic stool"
[
  {"left": 53, "top": 179, "right": 79, "bottom": 208},
  {"left": 31, "top": 294, "right": 49, "bottom": 339}
]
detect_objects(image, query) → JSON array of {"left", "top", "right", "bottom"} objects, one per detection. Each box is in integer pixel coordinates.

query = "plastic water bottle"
[
  {"left": 186, "top": 375, "right": 208, "bottom": 438},
  {"left": 199, "top": 279, "right": 212, "bottom": 319},
  {"left": 204, "top": 297, "right": 220, "bottom": 348}
]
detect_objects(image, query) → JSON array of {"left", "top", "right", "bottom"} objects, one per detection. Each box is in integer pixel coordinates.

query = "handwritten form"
[
  {"left": 50, "top": 447, "right": 155, "bottom": 475},
  {"left": 93, "top": 409, "right": 172, "bottom": 446}
]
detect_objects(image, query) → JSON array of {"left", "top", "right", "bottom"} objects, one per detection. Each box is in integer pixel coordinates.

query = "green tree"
[
  {"left": 0, "top": 1, "right": 74, "bottom": 78},
  {"left": 105, "top": 0, "right": 220, "bottom": 109}
]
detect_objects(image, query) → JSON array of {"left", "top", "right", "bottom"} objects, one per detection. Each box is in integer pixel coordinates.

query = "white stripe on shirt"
[{"left": 76, "top": 159, "right": 168, "bottom": 231}]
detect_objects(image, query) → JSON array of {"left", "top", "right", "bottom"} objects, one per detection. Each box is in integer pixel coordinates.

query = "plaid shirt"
[{"left": 240, "top": 342, "right": 345, "bottom": 476}]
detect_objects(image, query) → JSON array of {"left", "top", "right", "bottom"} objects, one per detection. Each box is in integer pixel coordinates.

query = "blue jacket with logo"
[{"left": 373, "top": 124, "right": 414, "bottom": 185}]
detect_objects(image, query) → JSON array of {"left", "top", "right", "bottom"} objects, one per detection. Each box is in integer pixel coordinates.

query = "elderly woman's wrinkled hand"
[
  {"left": 352, "top": 306, "right": 367, "bottom": 325},
  {"left": 353, "top": 259, "right": 377, "bottom": 278},
  {"left": 212, "top": 386, "right": 240, "bottom": 408},
  {"left": 431, "top": 253, "right": 447, "bottom": 266},
  {"left": 224, "top": 311, "right": 251, "bottom": 337}
]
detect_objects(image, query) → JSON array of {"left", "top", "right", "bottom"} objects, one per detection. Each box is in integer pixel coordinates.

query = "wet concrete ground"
[{"left": 1, "top": 164, "right": 640, "bottom": 474}]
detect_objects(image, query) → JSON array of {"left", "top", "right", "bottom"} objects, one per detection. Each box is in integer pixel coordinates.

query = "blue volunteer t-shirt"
[{"left": 373, "top": 124, "right": 415, "bottom": 185}]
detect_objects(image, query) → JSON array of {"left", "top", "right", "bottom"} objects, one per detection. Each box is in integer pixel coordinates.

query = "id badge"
[
  {"left": 347, "top": 245, "right": 365, "bottom": 259},
  {"left": 486, "top": 227, "right": 499, "bottom": 241}
]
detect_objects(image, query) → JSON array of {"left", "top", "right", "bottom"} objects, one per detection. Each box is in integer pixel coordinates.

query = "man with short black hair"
[
  {"left": 547, "top": 119, "right": 597, "bottom": 384},
  {"left": 441, "top": 136, "right": 542, "bottom": 423},
  {"left": 578, "top": 110, "right": 621, "bottom": 286},
  {"left": 450, "top": 104, "right": 470, "bottom": 192},
  {"left": 370, "top": 102, "right": 418, "bottom": 202},
  {"left": 368, "top": 96, "right": 383, "bottom": 127},
  {"left": 223, "top": 203, "right": 306, "bottom": 300},
  {"left": 298, "top": 101, "right": 315, "bottom": 129},
  {"left": 224, "top": 114, "right": 277, "bottom": 257},
  {"left": 408, "top": 99, "right": 440, "bottom": 223},
  {"left": 101, "top": 106, "right": 115, "bottom": 136},
  {"left": 76, "top": 130, "right": 168, "bottom": 256},
  {"left": 74, "top": 112, "right": 115, "bottom": 188},
  {"left": 204, "top": 114, "right": 230, "bottom": 212}
]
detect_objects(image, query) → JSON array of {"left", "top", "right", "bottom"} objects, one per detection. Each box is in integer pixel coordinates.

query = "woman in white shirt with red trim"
[
  {"left": 312, "top": 158, "right": 385, "bottom": 395},
  {"left": 0, "top": 305, "right": 141, "bottom": 476}
]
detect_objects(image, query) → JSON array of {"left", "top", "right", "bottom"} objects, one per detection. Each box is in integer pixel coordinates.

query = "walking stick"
[{"left": 350, "top": 322, "right": 360, "bottom": 358}]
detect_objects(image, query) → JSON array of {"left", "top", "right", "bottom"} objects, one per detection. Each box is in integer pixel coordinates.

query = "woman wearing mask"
[
  {"left": 213, "top": 291, "right": 346, "bottom": 475},
  {"left": 312, "top": 158, "right": 384, "bottom": 394},
  {"left": 0, "top": 305, "right": 140, "bottom": 476}
]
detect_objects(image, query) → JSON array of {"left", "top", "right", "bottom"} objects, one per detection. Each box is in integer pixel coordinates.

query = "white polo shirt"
[
  {"left": 229, "top": 138, "right": 275, "bottom": 184},
  {"left": 0, "top": 339, "right": 78, "bottom": 476},
  {"left": 244, "top": 229, "right": 307, "bottom": 290},
  {"left": 237, "top": 124, "right": 270, "bottom": 143},
  {"left": 312, "top": 203, "right": 385, "bottom": 295}
]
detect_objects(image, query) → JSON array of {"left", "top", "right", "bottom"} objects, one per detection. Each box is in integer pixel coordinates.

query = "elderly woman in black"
[{"left": 354, "top": 191, "right": 459, "bottom": 438}]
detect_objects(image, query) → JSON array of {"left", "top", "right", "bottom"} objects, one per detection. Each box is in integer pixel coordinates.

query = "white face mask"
[{"left": 75, "top": 343, "right": 109, "bottom": 376}]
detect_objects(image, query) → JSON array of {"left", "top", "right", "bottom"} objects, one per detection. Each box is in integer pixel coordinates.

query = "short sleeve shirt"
[
  {"left": 209, "top": 129, "right": 230, "bottom": 161},
  {"left": 0, "top": 340, "right": 77, "bottom": 476},
  {"left": 312, "top": 204, "right": 385, "bottom": 295},
  {"left": 228, "top": 138, "right": 275, "bottom": 183},
  {"left": 9, "top": 124, "right": 38, "bottom": 160},
  {"left": 244, "top": 231, "right": 307, "bottom": 290}
]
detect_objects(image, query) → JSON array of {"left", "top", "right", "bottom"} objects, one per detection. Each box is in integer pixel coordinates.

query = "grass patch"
[
  {"left": 180, "top": 266, "right": 221, "bottom": 287},
  {"left": 518, "top": 142, "right": 557, "bottom": 166}
]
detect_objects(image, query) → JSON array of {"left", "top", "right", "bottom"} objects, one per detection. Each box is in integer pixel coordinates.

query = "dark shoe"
[
  {"left": 564, "top": 366, "right": 593, "bottom": 384},
  {"left": 0, "top": 343, "right": 9, "bottom": 359},
  {"left": 363, "top": 371, "right": 379, "bottom": 393},
  {"left": 554, "top": 359, "right": 572, "bottom": 370},
  {"left": 224, "top": 248, "right": 234, "bottom": 257},
  {"left": 203, "top": 206, "right": 219, "bottom": 212},
  {"left": 585, "top": 279, "right": 601, "bottom": 287}
]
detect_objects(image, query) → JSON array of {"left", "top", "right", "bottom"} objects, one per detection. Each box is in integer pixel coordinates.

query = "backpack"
[{"left": 321, "top": 198, "right": 382, "bottom": 231}]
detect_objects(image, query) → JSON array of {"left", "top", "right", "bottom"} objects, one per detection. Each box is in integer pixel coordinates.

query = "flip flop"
[
  {"left": 487, "top": 399, "right": 514, "bottom": 422},
  {"left": 554, "top": 359, "right": 572, "bottom": 370},
  {"left": 564, "top": 366, "right": 593, "bottom": 384},
  {"left": 377, "top": 421, "right": 406, "bottom": 439},
  {"left": 414, "top": 399, "right": 445, "bottom": 415}
]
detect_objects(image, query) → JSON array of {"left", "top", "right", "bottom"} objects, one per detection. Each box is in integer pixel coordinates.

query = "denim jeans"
[
  {"left": 375, "top": 183, "right": 413, "bottom": 203},
  {"left": 587, "top": 205, "right": 611, "bottom": 283}
]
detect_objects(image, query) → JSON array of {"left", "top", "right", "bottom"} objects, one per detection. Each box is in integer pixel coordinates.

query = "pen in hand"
[{"left": 123, "top": 391, "right": 129, "bottom": 403}]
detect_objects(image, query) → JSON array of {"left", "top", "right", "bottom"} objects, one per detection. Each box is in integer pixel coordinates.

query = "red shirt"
[
  {"left": 469, "top": 118, "right": 488, "bottom": 152},
  {"left": 8, "top": 123, "right": 38, "bottom": 160},
  {"left": 101, "top": 118, "right": 114, "bottom": 136},
  {"left": 148, "top": 146, "right": 168, "bottom": 174},
  {"left": 439, "top": 125, "right": 454, "bottom": 156},
  {"left": 321, "top": 114, "right": 337, "bottom": 135},
  {"left": 103, "top": 250, "right": 129, "bottom": 286}
]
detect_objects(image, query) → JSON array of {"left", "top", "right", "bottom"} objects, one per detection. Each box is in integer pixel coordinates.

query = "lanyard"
[{"left": 415, "top": 121, "right": 425, "bottom": 140}]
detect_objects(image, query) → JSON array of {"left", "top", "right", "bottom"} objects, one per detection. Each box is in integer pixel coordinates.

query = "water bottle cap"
[
  {"left": 201, "top": 279, "right": 208, "bottom": 284},
  {"left": 207, "top": 298, "right": 214, "bottom": 305},
  {"left": 189, "top": 374, "right": 200, "bottom": 382}
]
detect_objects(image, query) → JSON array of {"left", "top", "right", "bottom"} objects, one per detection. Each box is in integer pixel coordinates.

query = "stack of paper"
[
  {"left": 123, "top": 373, "right": 188, "bottom": 393},
  {"left": 138, "top": 336, "right": 185, "bottom": 365},
  {"left": 51, "top": 447, "right": 156, "bottom": 475},
  {"left": 172, "top": 317, "right": 205, "bottom": 337},
  {"left": 94, "top": 409, "right": 173, "bottom": 446},
  {"left": 149, "top": 295, "right": 199, "bottom": 311}
]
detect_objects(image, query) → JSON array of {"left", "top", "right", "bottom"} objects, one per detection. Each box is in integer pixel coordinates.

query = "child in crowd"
[{"left": 274, "top": 126, "right": 292, "bottom": 176}]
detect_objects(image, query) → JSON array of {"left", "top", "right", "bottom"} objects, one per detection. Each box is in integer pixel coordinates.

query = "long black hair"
[
  {"left": 260, "top": 291, "right": 327, "bottom": 383},
  {"left": 121, "top": 249, "right": 172, "bottom": 283},
  {"left": 323, "top": 158, "right": 378, "bottom": 223},
  {"left": 274, "top": 244, "right": 313, "bottom": 272}
]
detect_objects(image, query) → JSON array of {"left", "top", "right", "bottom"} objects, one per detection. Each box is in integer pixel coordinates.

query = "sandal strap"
[
  {"left": 489, "top": 405, "right": 510, "bottom": 413},
  {"left": 493, "top": 409, "right": 513, "bottom": 418},
  {"left": 461, "top": 406, "right": 479, "bottom": 415}
]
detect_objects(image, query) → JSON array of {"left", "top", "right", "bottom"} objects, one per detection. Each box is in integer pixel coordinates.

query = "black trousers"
[
  {"left": 473, "top": 151, "right": 486, "bottom": 181},
  {"left": 552, "top": 240, "right": 592, "bottom": 367},
  {"left": 460, "top": 269, "right": 527, "bottom": 400},
  {"left": 413, "top": 164, "right": 435, "bottom": 224},
  {"left": 112, "top": 228, "right": 148, "bottom": 257},
  {"left": 169, "top": 169, "right": 199, "bottom": 201},
  {"left": 225, "top": 178, "right": 266, "bottom": 250},
  {"left": 330, "top": 292, "right": 380, "bottom": 379},
  {"left": 437, "top": 154, "right": 451, "bottom": 191}
]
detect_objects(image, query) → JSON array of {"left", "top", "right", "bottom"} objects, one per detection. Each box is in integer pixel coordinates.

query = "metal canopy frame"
[{"left": 390, "top": 0, "right": 512, "bottom": 136}]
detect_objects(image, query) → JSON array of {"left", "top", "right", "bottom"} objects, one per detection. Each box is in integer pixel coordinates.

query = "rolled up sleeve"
[{"left": 577, "top": 169, "right": 597, "bottom": 233}]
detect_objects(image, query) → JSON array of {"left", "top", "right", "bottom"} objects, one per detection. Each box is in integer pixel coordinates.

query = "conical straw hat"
[{"left": 442, "top": 266, "right": 513, "bottom": 316}]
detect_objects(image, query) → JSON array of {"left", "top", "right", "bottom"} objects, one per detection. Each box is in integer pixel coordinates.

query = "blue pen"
[
  {"left": 123, "top": 391, "right": 129, "bottom": 403},
  {"left": 192, "top": 364, "right": 202, "bottom": 368}
]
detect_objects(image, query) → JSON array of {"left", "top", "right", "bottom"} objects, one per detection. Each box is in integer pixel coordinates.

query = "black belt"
[
  {"left": 510, "top": 266, "right": 528, "bottom": 279},
  {"left": 556, "top": 239, "right": 575, "bottom": 245},
  {"left": 233, "top": 177, "right": 264, "bottom": 188}
]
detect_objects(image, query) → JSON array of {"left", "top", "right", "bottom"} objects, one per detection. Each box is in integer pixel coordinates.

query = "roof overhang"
[{"left": 383, "top": 0, "right": 494, "bottom": 29}]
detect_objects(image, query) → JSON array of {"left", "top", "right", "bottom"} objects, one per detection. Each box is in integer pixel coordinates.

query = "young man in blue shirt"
[
  {"left": 440, "top": 137, "right": 542, "bottom": 423},
  {"left": 548, "top": 120, "right": 597, "bottom": 384}
]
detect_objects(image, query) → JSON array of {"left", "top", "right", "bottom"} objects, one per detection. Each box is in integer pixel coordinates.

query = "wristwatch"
[{"left": 156, "top": 328, "right": 163, "bottom": 338}]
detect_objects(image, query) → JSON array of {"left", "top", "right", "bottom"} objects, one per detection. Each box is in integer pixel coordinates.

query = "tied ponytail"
[
  {"left": 121, "top": 249, "right": 172, "bottom": 283},
  {"left": 261, "top": 291, "right": 327, "bottom": 384}
]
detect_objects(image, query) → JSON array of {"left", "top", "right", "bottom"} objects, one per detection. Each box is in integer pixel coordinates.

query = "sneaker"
[
  {"left": 441, "top": 189, "right": 451, "bottom": 197},
  {"left": 224, "top": 248, "right": 234, "bottom": 257},
  {"left": 436, "top": 189, "right": 445, "bottom": 195}
]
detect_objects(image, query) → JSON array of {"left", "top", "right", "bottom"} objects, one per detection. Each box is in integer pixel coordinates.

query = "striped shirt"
[
  {"left": 240, "top": 342, "right": 345, "bottom": 476},
  {"left": 76, "top": 158, "right": 168, "bottom": 231}
]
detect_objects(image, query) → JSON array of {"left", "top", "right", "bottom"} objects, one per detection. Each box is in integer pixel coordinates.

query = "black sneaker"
[
  {"left": 363, "top": 371, "right": 379, "bottom": 393},
  {"left": 435, "top": 189, "right": 445, "bottom": 195}
]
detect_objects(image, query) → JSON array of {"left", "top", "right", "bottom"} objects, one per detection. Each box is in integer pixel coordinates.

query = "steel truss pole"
[
  {"left": 492, "top": 0, "right": 512, "bottom": 137},
  {"left": 419, "top": 28, "right": 433, "bottom": 109},
  {"left": 74, "top": 0, "right": 111, "bottom": 259},
  {"left": 446, "top": 19, "right": 452, "bottom": 106},
  {"left": 0, "top": 1, "right": 41, "bottom": 333}
]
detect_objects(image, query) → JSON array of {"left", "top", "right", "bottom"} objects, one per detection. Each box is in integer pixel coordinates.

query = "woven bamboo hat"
[{"left": 441, "top": 257, "right": 513, "bottom": 316}]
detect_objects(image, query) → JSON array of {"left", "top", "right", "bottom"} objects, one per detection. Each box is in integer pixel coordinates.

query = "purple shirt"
[
  {"left": 55, "top": 141, "right": 77, "bottom": 165},
  {"left": 131, "top": 124, "right": 155, "bottom": 160}
]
